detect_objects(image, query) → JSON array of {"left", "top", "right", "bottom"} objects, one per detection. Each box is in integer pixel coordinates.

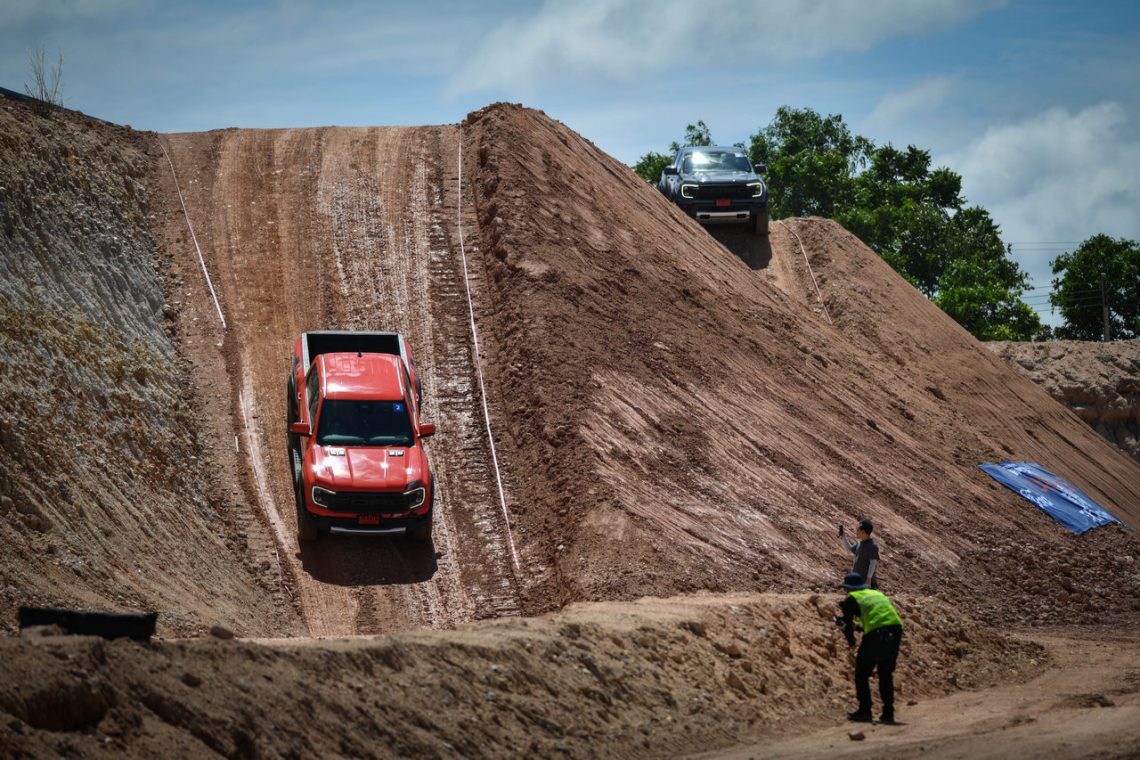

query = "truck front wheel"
[
  {"left": 295, "top": 486, "right": 319, "bottom": 543},
  {"left": 287, "top": 378, "right": 302, "bottom": 486},
  {"left": 410, "top": 518, "right": 433, "bottom": 543},
  {"left": 752, "top": 208, "right": 769, "bottom": 236}
]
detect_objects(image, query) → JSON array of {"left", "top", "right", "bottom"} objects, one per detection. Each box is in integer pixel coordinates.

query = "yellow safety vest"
[{"left": 848, "top": 589, "right": 903, "bottom": 633}]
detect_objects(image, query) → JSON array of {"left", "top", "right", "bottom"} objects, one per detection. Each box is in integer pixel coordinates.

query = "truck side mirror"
[
  {"left": 662, "top": 166, "right": 679, "bottom": 176},
  {"left": 419, "top": 422, "right": 437, "bottom": 438},
  {"left": 753, "top": 163, "right": 766, "bottom": 174},
  {"left": 290, "top": 421, "right": 311, "bottom": 436}
]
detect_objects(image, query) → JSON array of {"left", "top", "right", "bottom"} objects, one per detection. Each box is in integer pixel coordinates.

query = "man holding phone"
[{"left": 838, "top": 518, "right": 880, "bottom": 588}]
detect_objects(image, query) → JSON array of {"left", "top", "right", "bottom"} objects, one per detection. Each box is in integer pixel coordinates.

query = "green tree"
[
  {"left": 632, "top": 151, "right": 672, "bottom": 184},
  {"left": 631, "top": 106, "right": 1045, "bottom": 340},
  {"left": 681, "top": 120, "right": 713, "bottom": 147},
  {"left": 632, "top": 121, "right": 715, "bottom": 182},
  {"left": 1050, "top": 235, "right": 1140, "bottom": 340},
  {"left": 748, "top": 108, "right": 1039, "bottom": 339},
  {"left": 934, "top": 258, "right": 1040, "bottom": 340},
  {"left": 747, "top": 106, "right": 873, "bottom": 218}
]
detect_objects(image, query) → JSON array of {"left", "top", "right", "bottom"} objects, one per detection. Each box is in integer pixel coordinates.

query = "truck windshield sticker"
[{"left": 393, "top": 402, "right": 404, "bottom": 413}]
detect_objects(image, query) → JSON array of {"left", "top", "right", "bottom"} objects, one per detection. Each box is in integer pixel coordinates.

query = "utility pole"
[{"left": 1100, "top": 272, "right": 1111, "bottom": 342}]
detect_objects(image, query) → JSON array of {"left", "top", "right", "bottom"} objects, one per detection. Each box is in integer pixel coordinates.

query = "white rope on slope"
[
  {"left": 779, "top": 219, "right": 833, "bottom": 325},
  {"left": 456, "top": 139, "right": 521, "bottom": 572},
  {"left": 159, "top": 137, "right": 226, "bottom": 329}
]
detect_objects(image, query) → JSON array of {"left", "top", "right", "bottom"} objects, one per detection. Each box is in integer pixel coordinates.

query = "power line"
[{"left": 1021, "top": 290, "right": 1099, "bottom": 302}]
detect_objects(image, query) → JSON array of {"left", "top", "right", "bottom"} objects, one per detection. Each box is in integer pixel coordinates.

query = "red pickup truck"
[{"left": 286, "top": 331, "right": 436, "bottom": 542}]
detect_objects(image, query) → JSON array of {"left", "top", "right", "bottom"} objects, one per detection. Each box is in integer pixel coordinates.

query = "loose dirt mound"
[
  {"left": 461, "top": 104, "right": 1139, "bottom": 626},
  {"left": 0, "top": 593, "right": 1041, "bottom": 758},
  {"left": 989, "top": 340, "right": 1140, "bottom": 463}
]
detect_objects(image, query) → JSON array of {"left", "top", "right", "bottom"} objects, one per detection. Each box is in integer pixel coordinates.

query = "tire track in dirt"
[
  {"left": 163, "top": 124, "right": 520, "bottom": 638},
  {"left": 315, "top": 125, "right": 522, "bottom": 630},
  {"left": 712, "top": 223, "right": 821, "bottom": 320}
]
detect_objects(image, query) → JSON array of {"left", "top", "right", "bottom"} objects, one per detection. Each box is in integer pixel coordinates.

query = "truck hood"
[
  {"left": 681, "top": 171, "right": 758, "bottom": 183},
  {"left": 311, "top": 445, "right": 424, "bottom": 491}
]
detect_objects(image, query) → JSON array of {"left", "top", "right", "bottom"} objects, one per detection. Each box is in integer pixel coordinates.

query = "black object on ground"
[{"left": 18, "top": 607, "right": 158, "bottom": 641}]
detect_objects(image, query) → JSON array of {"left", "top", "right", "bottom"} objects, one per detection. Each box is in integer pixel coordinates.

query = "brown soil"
[
  {"left": 706, "top": 626, "right": 1140, "bottom": 759},
  {"left": 0, "top": 593, "right": 1050, "bottom": 758},
  {"left": 989, "top": 339, "right": 1140, "bottom": 464},
  {"left": 457, "top": 105, "right": 1139, "bottom": 626},
  {"left": 0, "top": 96, "right": 294, "bottom": 638},
  {"left": 155, "top": 124, "right": 522, "bottom": 636},
  {"left": 2, "top": 96, "right": 1138, "bottom": 756}
]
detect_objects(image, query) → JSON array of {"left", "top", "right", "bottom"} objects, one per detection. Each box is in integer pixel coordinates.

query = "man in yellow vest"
[{"left": 837, "top": 572, "right": 903, "bottom": 724}]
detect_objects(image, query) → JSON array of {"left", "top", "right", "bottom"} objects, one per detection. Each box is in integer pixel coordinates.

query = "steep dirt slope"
[
  {"left": 460, "top": 104, "right": 1139, "bottom": 626},
  {"left": 988, "top": 339, "right": 1140, "bottom": 463},
  {"left": 156, "top": 125, "right": 523, "bottom": 637},
  {"left": 0, "top": 96, "right": 295, "bottom": 636}
]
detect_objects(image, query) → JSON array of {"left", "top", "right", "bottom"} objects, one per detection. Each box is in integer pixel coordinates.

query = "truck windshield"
[
  {"left": 682, "top": 151, "right": 753, "bottom": 174},
  {"left": 316, "top": 399, "right": 413, "bottom": 447}
]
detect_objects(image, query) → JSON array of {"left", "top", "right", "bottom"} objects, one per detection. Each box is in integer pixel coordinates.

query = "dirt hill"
[
  {"left": 458, "top": 105, "right": 1139, "bottom": 626},
  {"left": 1, "top": 95, "right": 1137, "bottom": 756}
]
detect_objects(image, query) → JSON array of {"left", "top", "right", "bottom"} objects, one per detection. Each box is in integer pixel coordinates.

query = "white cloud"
[
  {"left": 949, "top": 102, "right": 1140, "bottom": 245},
  {"left": 865, "top": 75, "right": 959, "bottom": 132},
  {"left": 452, "top": 0, "right": 1002, "bottom": 93}
]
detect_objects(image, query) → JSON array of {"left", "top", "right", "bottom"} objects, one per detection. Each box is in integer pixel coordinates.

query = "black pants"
[{"left": 855, "top": 625, "right": 902, "bottom": 716}]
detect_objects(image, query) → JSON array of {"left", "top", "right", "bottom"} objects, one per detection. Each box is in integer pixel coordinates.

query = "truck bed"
[{"left": 300, "top": 331, "right": 405, "bottom": 371}]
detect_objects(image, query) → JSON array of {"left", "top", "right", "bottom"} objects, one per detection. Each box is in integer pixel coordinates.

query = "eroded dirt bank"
[
  {"left": 989, "top": 340, "right": 1140, "bottom": 464},
  {"left": 0, "top": 593, "right": 1046, "bottom": 758},
  {"left": 0, "top": 96, "right": 295, "bottom": 637}
]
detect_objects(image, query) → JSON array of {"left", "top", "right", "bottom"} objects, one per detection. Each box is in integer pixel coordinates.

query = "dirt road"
[
  {"left": 705, "top": 628, "right": 1140, "bottom": 759},
  {"left": 159, "top": 126, "right": 523, "bottom": 636}
]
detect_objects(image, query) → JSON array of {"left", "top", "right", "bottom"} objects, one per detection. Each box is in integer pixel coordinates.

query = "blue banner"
[{"left": 979, "top": 461, "right": 1121, "bottom": 534}]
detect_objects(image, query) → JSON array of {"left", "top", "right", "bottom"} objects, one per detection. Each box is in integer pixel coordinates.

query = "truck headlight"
[
  {"left": 404, "top": 486, "right": 426, "bottom": 509},
  {"left": 680, "top": 183, "right": 697, "bottom": 199},
  {"left": 312, "top": 486, "right": 336, "bottom": 508},
  {"left": 747, "top": 181, "right": 765, "bottom": 198}
]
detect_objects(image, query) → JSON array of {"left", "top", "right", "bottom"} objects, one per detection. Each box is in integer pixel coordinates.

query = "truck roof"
[{"left": 320, "top": 352, "right": 406, "bottom": 401}]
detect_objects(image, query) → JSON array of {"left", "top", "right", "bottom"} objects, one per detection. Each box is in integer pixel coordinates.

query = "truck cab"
[{"left": 287, "top": 332, "right": 435, "bottom": 542}]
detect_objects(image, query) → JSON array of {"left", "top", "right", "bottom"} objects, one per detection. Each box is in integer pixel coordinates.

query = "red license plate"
[
  {"left": 358, "top": 515, "right": 381, "bottom": 526},
  {"left": 715, "top": 199, "right": 731, "bottom": 207}
]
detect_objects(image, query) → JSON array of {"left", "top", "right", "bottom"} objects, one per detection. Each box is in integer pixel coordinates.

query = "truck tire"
[
  {"left": 410, "top": 477, "right": 434, "bottom": 543},
  {"left": 752, "top": 208, "right": 769, "bottom": 236},
  {"left": 295, "top": 485, "right": 319, "bottom": 543},
  {"left": 286, "top": 379, "right": 303, "bottom": 486},
  {"left": 289, "top": 443, "right": 303, "bottom": 488},
  {"left": 410, "top": 518, "right": 433, "bottom": 543},
  {"left": 286, "top": 378, "right": 297, "bottom": 425}
]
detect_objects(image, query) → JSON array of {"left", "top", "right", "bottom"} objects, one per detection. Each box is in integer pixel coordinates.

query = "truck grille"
[
  {"left": 329, "top": 491, "right": 411, "bottom": 513},
  {"left": 692, "top": 184, "right": 753, "bottom": 200}
]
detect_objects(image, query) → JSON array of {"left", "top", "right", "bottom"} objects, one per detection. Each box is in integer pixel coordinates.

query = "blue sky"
[{"left": 4, "top": 0, "right": 1139, "bottom": 323}]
